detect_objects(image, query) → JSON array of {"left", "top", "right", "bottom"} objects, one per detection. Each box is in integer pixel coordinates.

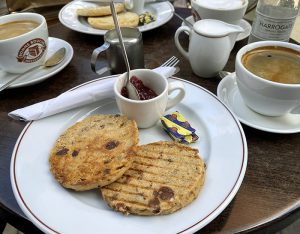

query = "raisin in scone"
[
  {"left": 101, "top": 141, "right": 205, "bottom": 215},
  {"left": 49, "top": 114, "right": 138, "bottom": 191}
]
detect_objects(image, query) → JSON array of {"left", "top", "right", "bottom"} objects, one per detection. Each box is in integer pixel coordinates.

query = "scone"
[
  {"left": 49, "top": 114, "right": 138, "bottom": 191},
  {"left": 77, "top": 3, "right": 125, "bottom": 17},
  {"left": 87, "top": 12, "right": 139, "bottom": 30},
  {"left": 101, "top": 141, "right": 205, "bottom": 215}
]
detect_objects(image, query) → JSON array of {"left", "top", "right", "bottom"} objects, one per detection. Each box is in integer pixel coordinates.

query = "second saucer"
[{"left": 217, "top": 73, "right": 300, "bottom": 134}]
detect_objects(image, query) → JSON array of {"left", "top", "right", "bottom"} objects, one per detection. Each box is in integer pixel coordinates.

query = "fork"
[{"left": 160, "top": 56, "right": 180, "bottom": 67}]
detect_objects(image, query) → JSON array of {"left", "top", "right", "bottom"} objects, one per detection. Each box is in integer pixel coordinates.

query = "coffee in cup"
[
  {"left": 191, "top": 0, "right": 248, "bottom": 25},
  {"left": 0, "top": 20, "right": 40, "bottom": 40},
  {"left": 235, "top": 41, "right": 300, "bottom": 117},
  {"left": 241, "top": 46, "right": 300, "bottom": 85},
  {"left": 0, "top": 13, "right": 48, "bottom": 74}
]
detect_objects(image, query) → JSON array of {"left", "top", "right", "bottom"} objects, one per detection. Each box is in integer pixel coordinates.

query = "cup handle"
[
  {"left": 91, "top": 41, "right": 110, "bottom": 74},
  {"left": 174, "top": 26, "right": 191, "bottom": 60},
  {"left": 166, "top": 81, "right": 186, "bottom": 110}
]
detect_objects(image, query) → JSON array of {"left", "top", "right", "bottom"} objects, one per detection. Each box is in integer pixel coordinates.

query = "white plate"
[
  {"left": 11, "top": 77, "right": 247, "bottom": 234},
  {"left": 0, "top": 37, "right": 73, "bottom": 88},
  {"left": 217, "top": 73, "right": 300, "bottom": 134},
  {"left": 58, "top": 1, "right": 174, "bottom": 35},
  {"left": 182, "top": 16, "right": 252, "bottom": 41}
]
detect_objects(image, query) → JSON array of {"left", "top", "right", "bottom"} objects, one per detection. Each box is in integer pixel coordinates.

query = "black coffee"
[{"left": 242, "top": 46, "right": 300, "bottom": 84}]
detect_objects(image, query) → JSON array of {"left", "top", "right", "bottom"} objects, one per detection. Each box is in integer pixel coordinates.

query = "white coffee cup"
[
  {"left": 114, "top": 69, "right": 186, "bottom": 128},
  {"left": 191, "top": 0, "right": 248, "bottom": 25},
  {"left": 125, "top": 0, "right": 145, "bottom": 14},
  {"left": 0, "top": 13, "right": 48, "bottom": 74},
  {"left": 235, "top": 41, "right": 300, "bottom": 117}
]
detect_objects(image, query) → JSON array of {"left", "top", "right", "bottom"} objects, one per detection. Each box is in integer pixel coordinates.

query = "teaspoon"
[
  {"left": 0, "top": 47, "right": 66, "bottom": 92},
  {"left": 110, "top": 1, "right": 139, "bottom": 100}
]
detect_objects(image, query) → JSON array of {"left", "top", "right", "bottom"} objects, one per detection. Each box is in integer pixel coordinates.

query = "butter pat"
[{"left": 160, "top": 111, "right": 198, "bottom": 144}]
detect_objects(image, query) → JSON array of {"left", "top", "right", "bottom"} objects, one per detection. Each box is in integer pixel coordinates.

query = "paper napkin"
[{"left": 9, "top": 67, "right": 177, "bottom": 121}]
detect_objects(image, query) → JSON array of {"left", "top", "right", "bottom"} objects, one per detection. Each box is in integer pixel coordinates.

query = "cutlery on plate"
[{"left": 0, "top": 47, "right": 66, "bottom": 92}]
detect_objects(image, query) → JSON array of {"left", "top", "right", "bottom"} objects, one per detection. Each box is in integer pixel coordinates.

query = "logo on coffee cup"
[{"left": 16, "top": 38, "right": 47, "bottom": 63}]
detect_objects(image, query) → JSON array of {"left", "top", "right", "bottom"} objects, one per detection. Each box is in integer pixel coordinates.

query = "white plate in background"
[{"left": 59, "top": 1, "right": 174, "bottom": 35}]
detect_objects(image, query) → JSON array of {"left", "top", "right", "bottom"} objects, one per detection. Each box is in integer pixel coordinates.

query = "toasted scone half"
[
  {"left": 49, "top": 114, "right": 138, "bottom": 191},
  {"left": 101, "top": 141, "right": 205, "bottom": 215},
  {"left": 87, "top": 12, "right": 139, "bottom": 30},
  {"left": 77, "top": 3, "right": 125, "bottom": 17}
]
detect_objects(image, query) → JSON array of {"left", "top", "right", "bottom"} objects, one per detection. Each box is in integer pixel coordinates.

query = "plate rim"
[
  {"left": 217, "top": 73, "right": 300, "bottom": 134},
  {"left": 58, "top": 1, "right": 175, "bottom": 35},
  {"left": 11, "top": 76, "right": 248, "bottom": 234}
]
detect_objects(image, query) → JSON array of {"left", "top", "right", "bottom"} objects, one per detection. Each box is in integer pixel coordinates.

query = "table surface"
[{"left": 0, "top": 7, "right": 299, "bottom": 234}]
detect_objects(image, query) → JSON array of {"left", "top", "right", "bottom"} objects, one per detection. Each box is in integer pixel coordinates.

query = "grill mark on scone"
[
  {"left": 134, "top": 154, "right": 199, "bottom": 165},
  {"left": 104, "top": 181, "right": 182, "bottom": 195},
  {"left": 135, "top": 152, "right": 200, "bottom": 164},
  {"left": 131, "top": 161, "right": 202, "bottom": 178},
  {"left": 128, "top": 167, "right": 200, "bottom": 182},
  {"left": 132, "top": 159, "right": 202, "bottom": 172},
  {"left": 107, "top": 198, "right": 158, "bottom": 209},
  {"left": 111, "top": 176, "right": 193, "bottom": 190}
]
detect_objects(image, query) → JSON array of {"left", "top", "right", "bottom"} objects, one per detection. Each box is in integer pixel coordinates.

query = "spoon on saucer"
[
  {"left": 0, "top": 47, "right": 66, "bottom": 92},
  {"left": 218, "top": 70, "right": 231, "bottom": 79},
  {"left": 174, "top": 12, "right": 193, "bottom": 29},
  {"left": 110, "top": 1, "right": 139, "bottom": 100}
]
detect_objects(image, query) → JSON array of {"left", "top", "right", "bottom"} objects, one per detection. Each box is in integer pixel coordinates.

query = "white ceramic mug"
[
  {"left": 125, "top": 0, "right": 145, "bottom": 14},
  {"left": 114, "top": 69, "right": 186, "bottom": 128},
  {"left": 0, "top": 13, "right": 48, "bottom": 74},
  {"left": 235, "top": 41, "right": 300, "bottom": 117},
  {"left": 191, "top": 0, "right": 248, "bottom": 25}
]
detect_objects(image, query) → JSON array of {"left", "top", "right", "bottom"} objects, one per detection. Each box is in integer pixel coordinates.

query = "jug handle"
[
  {"left": 91, "top": 41, "right": 110, "bottom": 75},
  {"left": 174, "top": 25, "right": 191, "bottom": 60}
]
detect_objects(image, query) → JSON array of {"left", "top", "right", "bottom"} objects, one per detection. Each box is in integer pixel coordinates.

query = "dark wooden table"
[{"left": 0, "top": 7, "right": 299, "bottom": 234}]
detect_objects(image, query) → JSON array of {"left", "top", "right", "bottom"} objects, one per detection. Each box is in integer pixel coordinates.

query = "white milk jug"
[{"left": 174, "top": 19, "right": 244, "bottom": 78}]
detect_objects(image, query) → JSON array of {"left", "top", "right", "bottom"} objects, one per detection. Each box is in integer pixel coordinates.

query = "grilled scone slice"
[
  {"left": 49, "top": 114, "right": 138, "bottom": 191},
  {"left": 77, "top": 3, "right": 125, "bottom": 17},
  {"left": 87, "top": 12, "right": 139, "bottom": 30},
  {"left": 101, "top": 141, "right": 205, "bottom": 215}
]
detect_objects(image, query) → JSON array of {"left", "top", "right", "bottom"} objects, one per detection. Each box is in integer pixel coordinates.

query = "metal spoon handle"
[
  {"left": 110, "top": 1, "right": 130, "bottom": 79},
  {"left": 174, "top": 12, "right": 193, "bottom": 29},
  {"left": 0, "top": 65, "right": 41, "bottom": 92}
]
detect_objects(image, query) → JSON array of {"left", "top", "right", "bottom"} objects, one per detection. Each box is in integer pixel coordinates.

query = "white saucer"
[
  {"left": 0, "top": 37, "right": 74, "bottom": 89},
  {"left": 182, "top": 16, "right": 252, "bottom": 41},
  {"left": 217, "top": 73, "right": 300, "bottom": 134}
]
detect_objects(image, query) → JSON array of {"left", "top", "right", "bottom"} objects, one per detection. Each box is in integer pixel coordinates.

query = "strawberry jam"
[{"left": 121, "top": 76, "right": 157, "bottom": 100}]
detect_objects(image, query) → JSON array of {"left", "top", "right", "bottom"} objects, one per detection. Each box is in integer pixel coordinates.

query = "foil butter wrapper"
[{"left": 160, "top": 111, "right": 199, "bottom": 144}]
